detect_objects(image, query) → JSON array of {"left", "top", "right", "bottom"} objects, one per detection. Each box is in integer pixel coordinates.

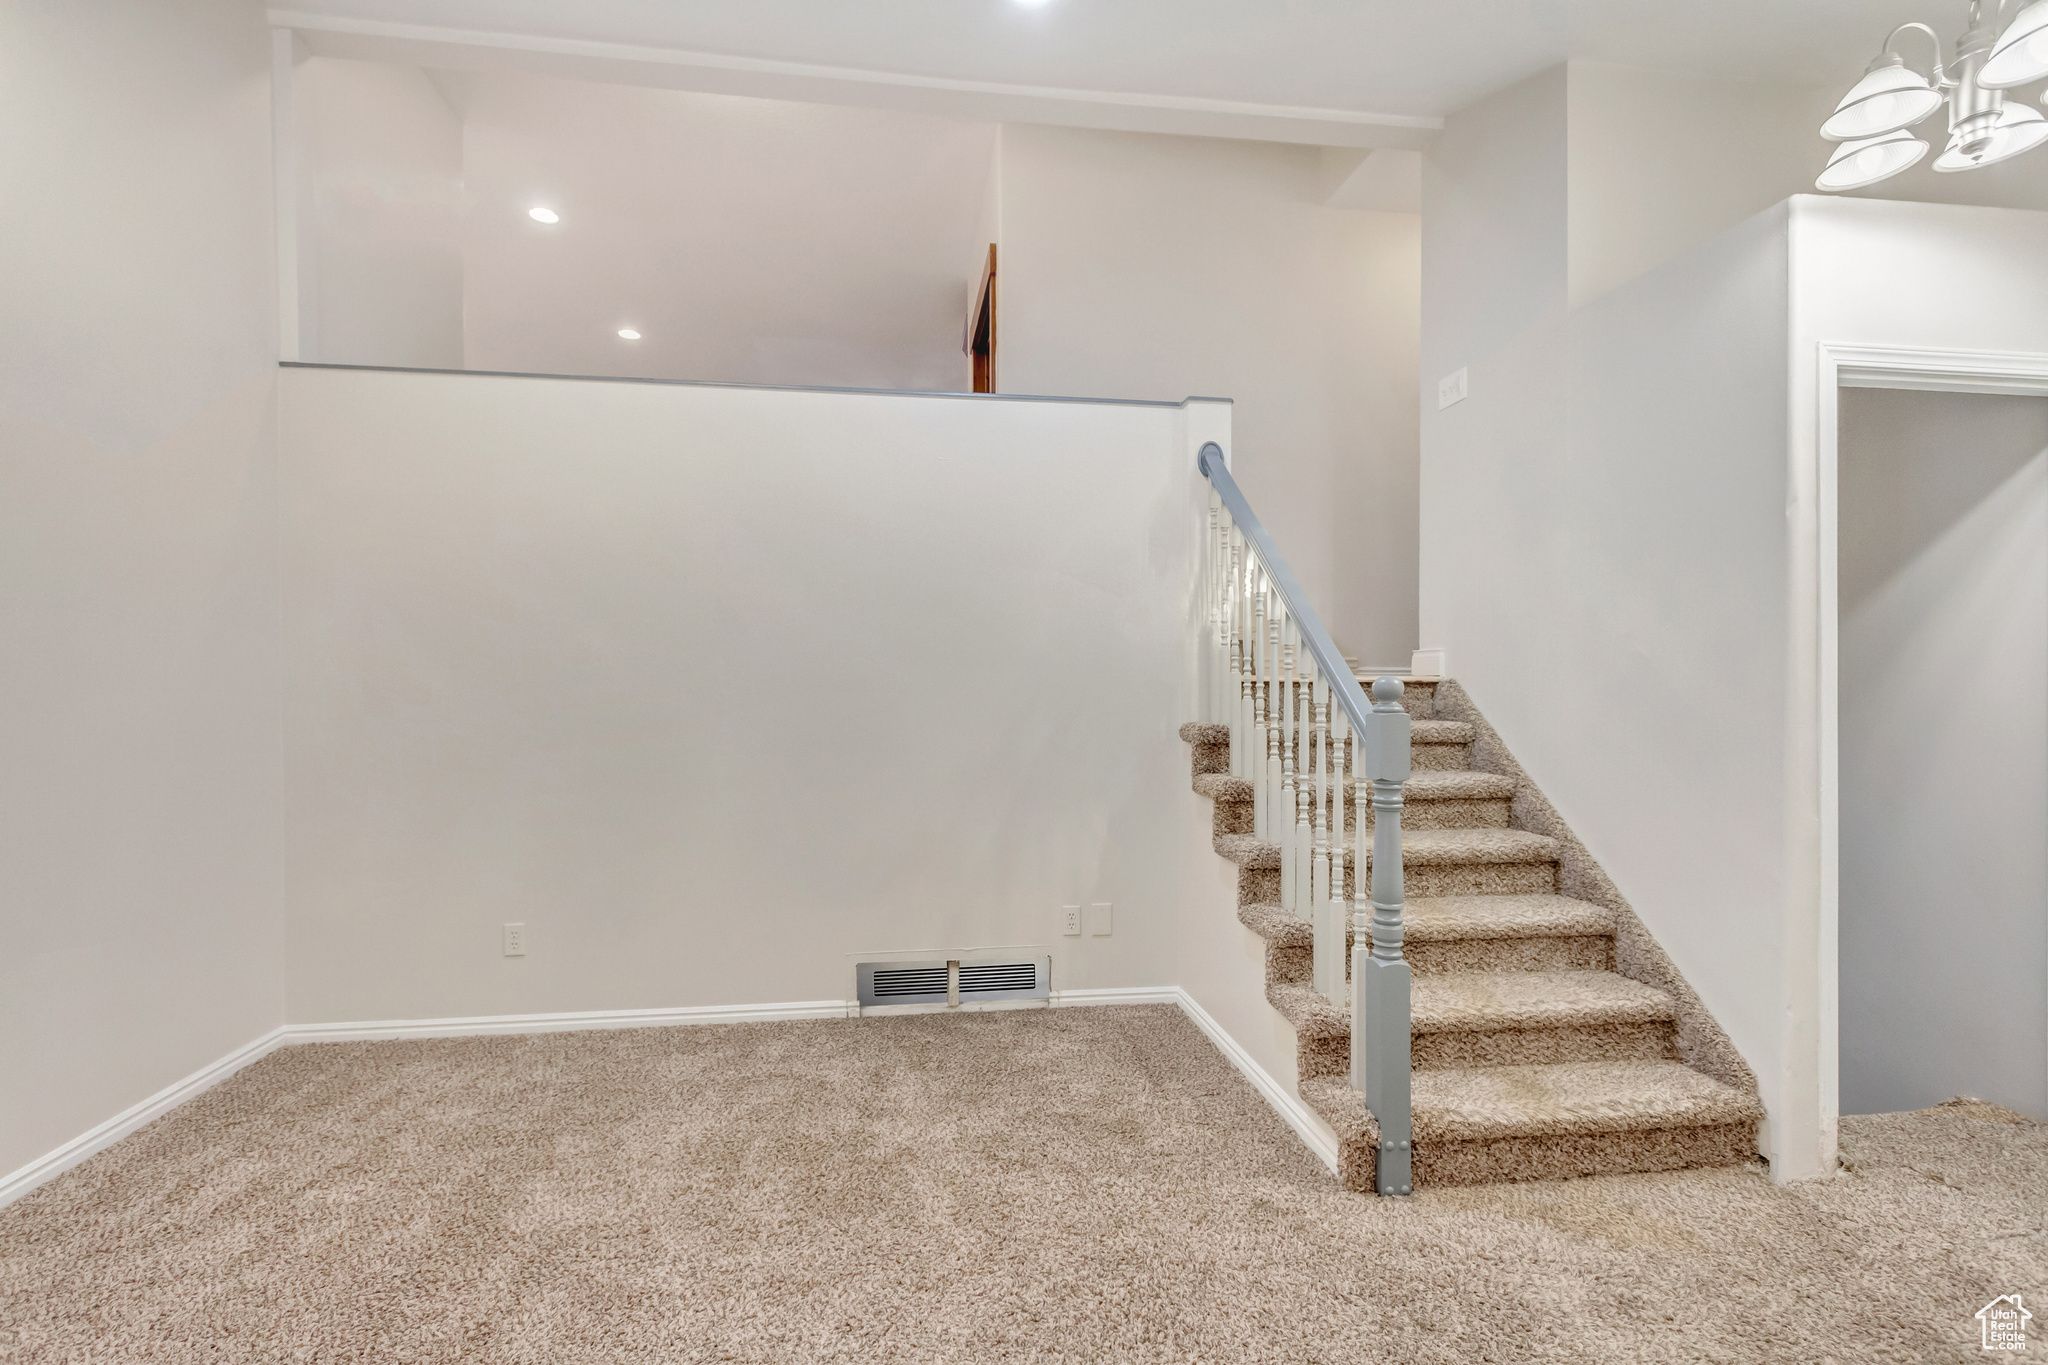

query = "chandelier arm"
[{"left": 1883, "top": 21, "right": 1952, "bottom": 86}]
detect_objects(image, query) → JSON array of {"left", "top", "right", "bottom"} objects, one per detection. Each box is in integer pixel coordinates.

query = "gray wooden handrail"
[
  {"left": 1197, "top": 441, "right": 1412, "bottom": 1196},
  {"left": 1198, "top": 444, "right": 1375, "bottom": 738}
]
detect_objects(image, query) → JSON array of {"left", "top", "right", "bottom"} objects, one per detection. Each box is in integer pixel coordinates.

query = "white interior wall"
[
  {"left": 1419, "top": 66, "right": 1568, "bottom": 676},
  {"left": 279, "top": 367, "right": 1211, "bottom": 1023},
  {"left": 1838, "top": 388, "right": 2048, "bottom": 1120},
  {"left": 1426, "top": 66, "right": 1800, "bottom": 1163},
  {"left": 0, "top": 0, "right": 284, "bottom": 1185},
  {"left": 996, "top": 124, "right": 1421, "bottom": 665},
  {"left": 1567, "top": 59, "right": 2048, "bottom": 308},
  {"left": 294, "top": 56, "right": 465, "bottom": 368},
  {"left": 1424, "top": 177, "right": 2048, "bottom": 1177}
]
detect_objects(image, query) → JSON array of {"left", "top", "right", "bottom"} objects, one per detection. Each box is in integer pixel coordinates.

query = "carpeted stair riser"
[
  {"left": 1409, "top": 936, "right": 1612, "bottom": 975},
  {"left": 1417, "top": 1123, "right": 1758, "bottom": 1187},
  {"left": 1235, "top": 864, "right": 1560, "bottom": 903},
  {"left": 1243, "top": 907, "right": 1611, "bottom": 978},
  {"left": 1413, "top": 1022, "right": 1677, "bottom": 1070},
  {"left": 1217, "top": 842, "right": 1561, "bottom": 901},
  {"left": 1267, "top": 981, "right": 1678, "bottom": 1076},
  {"left": 1410, "top": 740, "right": 1470, "bottom": 772}
]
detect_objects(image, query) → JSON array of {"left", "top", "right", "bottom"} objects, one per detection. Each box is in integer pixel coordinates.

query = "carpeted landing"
[{"left": 1, "top": 1006, "right": 2041, "bottom": 1363}]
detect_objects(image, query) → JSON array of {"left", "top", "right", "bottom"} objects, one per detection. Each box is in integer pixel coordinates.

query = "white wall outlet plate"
[
  {"left": 1088, "top": 902, "right": 1113, "bottom": 937},
  {"left": 1437, "top": 367, "right": 1468, "bottom": 410},
  {"left": 1061, "top": 906, "right": 1082, "bottom": 937},
  {"left": 503, "top": 922, "right": 527, "bottom": 957}
]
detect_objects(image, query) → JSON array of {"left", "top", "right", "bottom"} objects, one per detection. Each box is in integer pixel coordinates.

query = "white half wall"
[
  {"left": 0, "top": 0, "right": 285, "bottom": 1186},
  {"left": 996, "top": 124, "right": 1421, "bottom": 665},
  {"left": 1837, "top": 388, "right": 2048, "bottom": 1120},
  {"left": 279, "top": 367, "right": 1220, "bottom": 1023}
]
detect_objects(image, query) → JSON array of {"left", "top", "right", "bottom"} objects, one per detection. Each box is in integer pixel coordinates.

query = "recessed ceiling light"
[
  {"left": 528, "top": 207, "right": 560, "bottom": 224},
  {"left": 617, "top": 328, "right": 641, "bottom": 340},
  {"left": 1012, "top": 0, "right": 1055, "bottom": 7}
]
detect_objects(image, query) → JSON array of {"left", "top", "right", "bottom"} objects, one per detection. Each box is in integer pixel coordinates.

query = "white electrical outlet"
[
  {"left": 1437, "top": 367, "right": 1468, "bottom": 410},
  {"left": 1062, "top": 905, "right": 1082, "bottom": 937},
  {"left": 1088, "top": 902, "right": 1113, "bottom": 937},
  {"left": 503, "top": 922, "right": 527, "bottom": 957}
]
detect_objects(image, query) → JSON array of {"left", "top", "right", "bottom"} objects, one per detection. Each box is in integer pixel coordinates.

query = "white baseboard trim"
[
  {"left": 4, "top": 983, "right": 1337, "bottom": 1209},
  {"left": 1049, "top": 986, "right": 1182, "bottom": 1007},
  {"left": 0, "top": 1026, "right": 288, "bottom": 1211},
  {"left": 282, "top": 998, "right": 858, "bottom": 1043},
  {"left": 1170, "top": 989, "right": 1342, "bottom": 1175}
]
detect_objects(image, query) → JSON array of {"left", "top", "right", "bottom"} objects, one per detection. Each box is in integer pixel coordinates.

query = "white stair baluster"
[
  {"left": 1310, "top": 676, "right": 1328, "bottom": 923},
  {"left": 1250, "top": 579, "right": 1267, "bottom": 838},
  {"left": 1196, "top": 497, "right": 1212, "bottom": 724},
  {"left": 1293, "top": 653, "right": 1314, "bottom": 919},
  {"left": 1263, "top": 580, "right": 1282, "bottom": 849},
  {"left": 1230, "top": 530, "right": 1247, "bottom": 778},
  {"left": 1318, "top": 705, "right": 1347, "bottom": 1004},
  {"left": 1279, "top": 614, "right": 1298, "bottom": 912}
]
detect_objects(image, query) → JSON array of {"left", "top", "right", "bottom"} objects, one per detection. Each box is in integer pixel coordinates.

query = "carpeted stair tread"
[
  {"left": 1192, "top": 769, "right": 1514, "bottom": 805},
  {"left": 1213, "top": 833, "right": 1281, "bottom": 868},
  {"left": 1411, "top": 971, "right": 1673, "bottom": 1033},
  {"left": 1238, "top": 902, "right": 1311, "bottom": 948},
  {"left": 1407, "top": 895, "right": 1614, "bottom": 942},
  {"left": 1409, "top": 1060, "right": 1764, "bottom": 1142},
  {"left": 1192, "top": 772, "right": 1251, "bottom": 800},
  {"left": 1215, "top": 827, "right": 1557, "bottom": 870},
  {"left": 1384, "top": 828, "right": 1558, "bottom": 866},
  {"left": 1267, "top": 981, "right": 1348, "bottom": 1040},
  {"left": 1402, "top": 770, "right": 1516, "bottom": 799},
  {"left": 1178, "top": 718, "right": 1470, "bottom": 746}
]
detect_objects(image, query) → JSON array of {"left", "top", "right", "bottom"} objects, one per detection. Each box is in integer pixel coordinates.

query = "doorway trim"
[{"left": 1813, "top": 340, "right": 2048, "bottom": 1175}]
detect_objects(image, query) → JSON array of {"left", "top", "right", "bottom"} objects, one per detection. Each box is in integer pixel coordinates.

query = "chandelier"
[{"left": 1817, "top": 0, "right": 2048, "bottom": 190}]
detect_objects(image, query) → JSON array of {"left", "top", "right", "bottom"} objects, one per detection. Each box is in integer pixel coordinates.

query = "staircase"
[{"left": 1180, "top": 677, "right": 1764, "bottom": 1191}]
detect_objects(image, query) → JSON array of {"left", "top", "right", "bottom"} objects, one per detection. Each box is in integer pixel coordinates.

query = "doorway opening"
[
  {"left": 1836, "top": 386, "right": 2048, "bottom": 1121},
  {"left": 966, "top": 244, "right": 997, "bottom": 393}
]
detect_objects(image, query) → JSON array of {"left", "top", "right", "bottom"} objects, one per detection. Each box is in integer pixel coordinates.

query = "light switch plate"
[
  {"left": 1437, "top": 367, "right": 1468, "bottom": 410},
  {"left": 1088, "top": 902, "right": 1113, "bottom": 937}
]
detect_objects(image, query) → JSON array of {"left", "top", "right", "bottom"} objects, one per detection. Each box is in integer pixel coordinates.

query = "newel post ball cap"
[
  {"left": 1370, "top": 676, "right": 1405, "bottom": 705},
  {"left": 1821, "top": 56, "right": 1944, "bottom": 140}
]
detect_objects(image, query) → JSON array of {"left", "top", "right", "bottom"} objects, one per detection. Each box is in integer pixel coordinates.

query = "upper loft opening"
[{"left": 286, "top": 59, "right": 1003, "bottom": 393}]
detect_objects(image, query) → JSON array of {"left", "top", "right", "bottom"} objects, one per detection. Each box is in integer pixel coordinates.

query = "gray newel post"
[{"left": 1354, "top": 675, "right": 1412, "bottom": 1196}]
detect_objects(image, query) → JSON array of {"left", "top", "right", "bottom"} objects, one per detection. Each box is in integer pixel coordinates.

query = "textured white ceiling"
[{"left": 272, "top": 0, "right": 1963, "bottom": 120}]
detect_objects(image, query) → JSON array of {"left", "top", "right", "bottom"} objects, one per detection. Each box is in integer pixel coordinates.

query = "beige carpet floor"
[{"left": 1, "top": 1005, "right": 2041, "bottom": 1363}]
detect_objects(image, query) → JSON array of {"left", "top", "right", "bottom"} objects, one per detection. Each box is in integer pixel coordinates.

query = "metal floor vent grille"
[{"left": 857, "top": 956, "right": 1051, "bottom": 1008}]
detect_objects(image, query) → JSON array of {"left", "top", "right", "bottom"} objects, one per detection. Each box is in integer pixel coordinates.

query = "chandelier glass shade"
[
  {"left": 1817, "top": 129, "right": 1933, "bottom": 190},
  {"left": 1980, "top": 0, "right": 2048, "bottom": 87},
  {"left": 1821, "top": 61, "right": 1946, "bottom": 140},
  {"left": 1816, "top": 2, "right": 2048, "bottom": 189}
]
